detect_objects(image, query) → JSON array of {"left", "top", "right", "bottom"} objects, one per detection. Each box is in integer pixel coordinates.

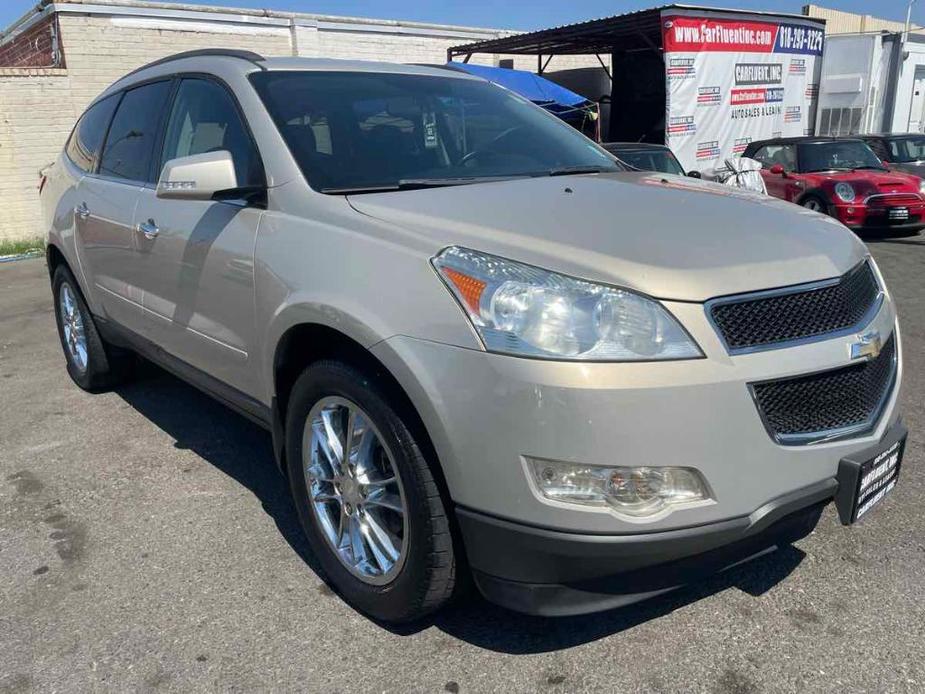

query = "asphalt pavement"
[{"left": 1, "top": 234, "right": 923, "bottom": 693}]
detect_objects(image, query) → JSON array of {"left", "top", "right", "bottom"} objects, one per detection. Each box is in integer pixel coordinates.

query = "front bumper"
[
  {"left": 457, "top": 418, "right": 906, "bottom": 616},
  {"left": 458, "top": 479, "right": 833, "bottom": 616},
  {"left": 833, "top": 202, "right": 925, "bottom": 231}
]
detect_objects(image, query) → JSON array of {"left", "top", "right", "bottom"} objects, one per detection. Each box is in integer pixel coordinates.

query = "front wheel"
[
  {"left": 285, "top": 360, "right": 457, "bottom": 623},
  {"left": 801, "top": 195, "right": 827, "bottom": 214}
]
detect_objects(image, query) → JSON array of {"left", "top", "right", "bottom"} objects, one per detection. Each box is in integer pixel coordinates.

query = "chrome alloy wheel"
[
  {"left": 59, "top": 283, "right": 88, "bottom": 373},
  {"left": 303, "top": 397, "right": 409, "bottom": 585}
]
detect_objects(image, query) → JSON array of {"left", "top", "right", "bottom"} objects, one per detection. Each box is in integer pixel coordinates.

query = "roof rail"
[{"left": 123, "top": 49, "right": 266, "bottom": 79}]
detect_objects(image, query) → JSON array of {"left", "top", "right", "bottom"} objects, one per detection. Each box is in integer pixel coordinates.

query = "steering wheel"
[{"left": 457, "top": 126, "right": 524, "bottom": 166}]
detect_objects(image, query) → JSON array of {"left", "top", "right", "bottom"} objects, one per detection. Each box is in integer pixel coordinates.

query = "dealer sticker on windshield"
[{"left": 835, "top": 425, "right": 906, "bottom": 525}]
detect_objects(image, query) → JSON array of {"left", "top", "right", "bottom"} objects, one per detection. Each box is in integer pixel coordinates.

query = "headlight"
[
  {"left": 919, "top": 179, "right": 925, "bottom": 195},
  {"left": 527, "top": 458, "right": 712, "bottom": 518},
  {"left": 834, "top": 182, "right": 855, "bottom": 202},
  {"left": 433, "top": 246, "right": 702, "bottom": 361}
]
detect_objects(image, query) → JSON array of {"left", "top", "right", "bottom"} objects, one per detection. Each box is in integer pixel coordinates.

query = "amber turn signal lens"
[{"left": 441, "top": 267, "right": 486, "bottom": 314}]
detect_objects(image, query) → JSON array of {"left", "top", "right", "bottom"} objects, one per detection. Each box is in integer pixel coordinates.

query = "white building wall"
[
  {"left": 890, "top": 41, "right": 925, "bottom": 132},
  {"left": 815, "top": 33, "right": 925, "bottom": 135},
  {"left": 815, "top": 34, "right": 881, "bottom": 135}
]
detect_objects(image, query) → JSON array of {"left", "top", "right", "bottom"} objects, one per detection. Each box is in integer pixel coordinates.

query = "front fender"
[
  {"left": 253, "top": 201, "right": 484, "bottom": 405},
  {"left": 262, "top": 297, "right": 383, "bottom": 398}
]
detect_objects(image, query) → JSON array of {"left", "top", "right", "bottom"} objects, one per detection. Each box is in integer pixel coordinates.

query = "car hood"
[
  {"left": 347, "top": 171, "right": 867, "bottom": 302},
  {"left": 807, "top": 169, "right": 920, "bottom": 191}
]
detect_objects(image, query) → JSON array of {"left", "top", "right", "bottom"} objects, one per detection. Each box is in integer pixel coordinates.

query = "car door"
[
  {"left": 69, "top": 92, "right": 140, "bottom": 331},
  {"left": 133, "top": 76, "right": 265, "bottom": 396},
  {"left": 75, "top": 81, "right": 173, "bottom": 335},
  {"left": 753, "top": 144, "right": 797, "bottom": 200}
]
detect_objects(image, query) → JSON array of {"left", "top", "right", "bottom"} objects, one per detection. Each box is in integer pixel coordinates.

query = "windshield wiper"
[
  {"left": 321, "top": 184, "right": 401, "bottom": 194},
  {"left": 544, "top": 165, "right": 616, "bottom": 177},
  {"left": 852, "top": 166, "right": 887, "bottom": 171},
  {"left": 396, "top": 177, "right": 491, "bottom": 189},
  {"left": 803, "top": 168, "right": 851, "bottom": 173},
  {"left": 322, "top": 176, "right": 531, "bottom": 194}
]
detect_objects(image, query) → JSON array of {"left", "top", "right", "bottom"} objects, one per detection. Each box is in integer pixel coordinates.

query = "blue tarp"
[{"left": 446, "top": 62, "right": 589, "bottom": 108}]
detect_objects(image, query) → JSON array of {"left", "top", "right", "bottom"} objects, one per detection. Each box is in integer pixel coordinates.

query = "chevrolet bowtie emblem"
[{"left": 850, "top": 330, "right": 882, "bottom": 361}]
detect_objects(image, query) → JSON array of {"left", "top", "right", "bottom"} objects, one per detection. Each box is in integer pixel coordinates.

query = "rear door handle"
[
  {"left": 74, "top": 202, "right": 90, "bottom": 220},
  {"left": 136, "top": 219, "right": 159, "bottom": 239}
]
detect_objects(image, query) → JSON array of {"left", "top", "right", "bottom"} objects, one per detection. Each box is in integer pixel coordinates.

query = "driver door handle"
[
  {"left": 74, "top": 202, "right": 90, "bottom": 220},
  {"left": 135, "top": 219, "right": 159, "bottom": 239}
]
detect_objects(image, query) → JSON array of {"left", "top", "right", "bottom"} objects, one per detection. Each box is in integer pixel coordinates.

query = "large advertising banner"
[{"left": 661, "top": 11, "right": 824, "bottom": 172}]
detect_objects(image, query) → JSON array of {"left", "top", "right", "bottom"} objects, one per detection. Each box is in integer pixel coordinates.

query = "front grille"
[
  {"left": 750, "top": 333, "right": 896, "bottom": 444},
  {"left": 709, "top": 261, "right": 880, "bottom": 352},
  {"left": 867, "top": 193, "right": 921, "bottom": 207}
]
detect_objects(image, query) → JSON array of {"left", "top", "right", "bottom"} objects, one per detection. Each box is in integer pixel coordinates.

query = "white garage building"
[
  {"left": 815, "top": 32, "right": 925, "bottom": 136},
  {"left": 0, "top": 0, "right": 599, "bottom": 243}
]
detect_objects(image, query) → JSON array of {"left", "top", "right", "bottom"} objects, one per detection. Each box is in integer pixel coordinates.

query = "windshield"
[
  {"left": 609, "top": 148, "right": 685, "bottom": 175},
  {"left": 798, "top": 141, "right": 886, "bottom": 173},
  {"left": 249, "top": 71, "right": 620, "bottom": 192},
  {"left": 886, "top": 136, "right": 925, "bottom": 163}
]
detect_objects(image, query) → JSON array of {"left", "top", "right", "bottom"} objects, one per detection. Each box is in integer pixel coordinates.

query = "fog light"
[{"left": 527, "top": 459, "right": 711, "bottom": 518}]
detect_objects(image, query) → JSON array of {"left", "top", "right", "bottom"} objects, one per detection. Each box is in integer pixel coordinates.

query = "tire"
[
  {"left": 51, "top": 264, "right": 133, "bottom": 392},
  {"left": 285, "top": 360, "right": 456, "bottom": 623},
  {"left": 800, "top": 195, "right": 828, "bottom": 214}
]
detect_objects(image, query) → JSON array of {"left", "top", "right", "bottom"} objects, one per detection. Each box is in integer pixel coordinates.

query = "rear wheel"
[
  {"left": 52, "top": 265, "right": 133, "bottom": 391},
  {"left": 285, "top": 360, "right": 456, "bottom": 623}
]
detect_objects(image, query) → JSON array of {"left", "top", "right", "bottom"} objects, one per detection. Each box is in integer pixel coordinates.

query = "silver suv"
[{"left": 42, "top": 50, "right": 906, "bottom": 621}]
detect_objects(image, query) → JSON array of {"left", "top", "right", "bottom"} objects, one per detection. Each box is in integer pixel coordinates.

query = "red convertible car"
[{"left": 743, "top": 137, "right": 925, "bottom": 233}]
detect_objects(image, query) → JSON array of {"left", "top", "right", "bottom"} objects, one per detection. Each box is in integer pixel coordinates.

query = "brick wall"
[
  {"left": 0, "top": 69, "right": 71, "bottom": 243},
  {"left": 0, "top": 13, "right": 293, "bottom": 242},
  {"left": 802, "top": 4, "right": 921, "bottom": 36},
  {"left": 0, "top": 9, "right": 607, "bottom": 242},
  {"left": 0, "top": 15, "right": 60, "bottom": 68}
]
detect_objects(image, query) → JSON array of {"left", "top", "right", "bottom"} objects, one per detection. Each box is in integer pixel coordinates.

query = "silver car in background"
[{"left": 41, "top": 50, "right": 906, "bottom": 621}]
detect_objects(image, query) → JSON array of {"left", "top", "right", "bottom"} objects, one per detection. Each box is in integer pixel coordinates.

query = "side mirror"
[
  {"left": 687, "top": 170, "right": 702, "bottom": 179},
  {"left": 156, "top": 151, "right": 238, "bottom": 201},
  {"left": 769, "top": 164, "right": 785, "bottom": 175}
]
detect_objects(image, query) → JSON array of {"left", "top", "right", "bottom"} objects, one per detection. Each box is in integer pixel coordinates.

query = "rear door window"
[
  {"left": 66, "top": 94, "right": 120, "bottom": 173},
  {"left": 98, "top": 80, "right": 172, "bottom": 184}
]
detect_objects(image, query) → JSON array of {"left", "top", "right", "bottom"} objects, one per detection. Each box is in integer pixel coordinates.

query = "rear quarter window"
[{"left": 66, "top": 94, "right": 120, "bottom": 173}]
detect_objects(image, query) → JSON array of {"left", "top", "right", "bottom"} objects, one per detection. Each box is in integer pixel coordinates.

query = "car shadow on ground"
[{"left": 116, "top": 360, "right": 806, "bottom": 654}]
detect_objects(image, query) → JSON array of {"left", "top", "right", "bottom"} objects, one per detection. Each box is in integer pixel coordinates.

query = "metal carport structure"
[
  {"left": 446, "top": 5, "right": 826, "bottom": 163},
  {"left": 446, "top": 5, "right": 669, "bottom": 77}
]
